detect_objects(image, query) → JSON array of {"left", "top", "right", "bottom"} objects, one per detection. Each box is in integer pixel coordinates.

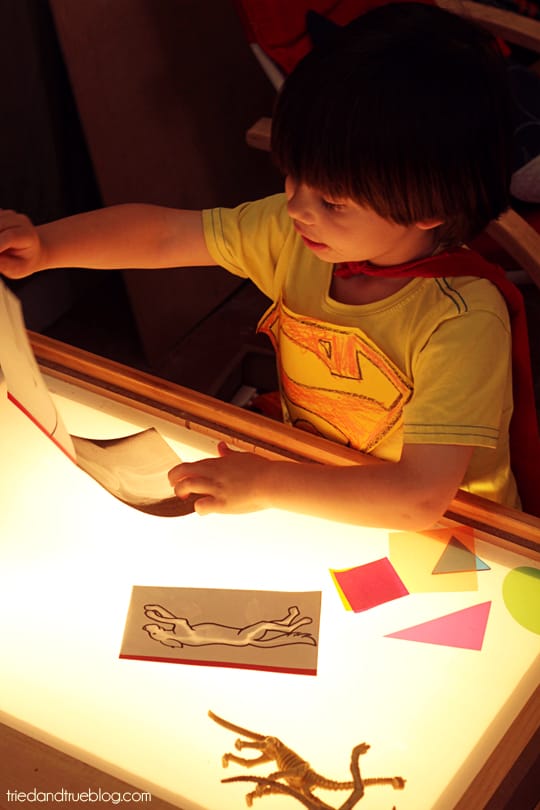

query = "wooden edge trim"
[
  {"left": 437, "top": 0, "right": 540, "bottom": 51},
  {"left": 486, "top": 210, "right": 540, "bottom": 289},
  {"left": 29, "top": 332, "right": 377, "bottom": 468},
  {"left": 246, "top": 116, "right": 272, "bottom": 151},
  {"left": 29, "top": 332, "right": 540, "bottom": 553}
]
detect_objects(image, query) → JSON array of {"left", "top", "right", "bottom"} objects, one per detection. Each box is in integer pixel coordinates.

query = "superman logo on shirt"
[{"left": 258, "top": 300, "right": 413, "bottom": 452}]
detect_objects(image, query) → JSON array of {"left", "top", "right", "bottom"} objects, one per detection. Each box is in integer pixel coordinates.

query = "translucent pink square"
[{"left": 333, "top": 558, "right": 409, "bottom": 612}]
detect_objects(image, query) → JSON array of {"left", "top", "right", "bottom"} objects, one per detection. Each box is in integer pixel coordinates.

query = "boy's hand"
[
  {"left": 0, "top": 210, "right": 43, "bottom": 278},
  {"left": 168, "top": 442, "right": 271, "bottom": 516}
]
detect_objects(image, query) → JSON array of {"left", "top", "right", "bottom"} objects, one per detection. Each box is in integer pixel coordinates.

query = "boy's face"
[{"left": 285, "top": 178, "right": 437, "bottom": 266}]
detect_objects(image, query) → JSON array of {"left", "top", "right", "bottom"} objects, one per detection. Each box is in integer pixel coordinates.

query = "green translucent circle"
[{"left": 502, "top": 567, "right": 540, "bottom": 634}]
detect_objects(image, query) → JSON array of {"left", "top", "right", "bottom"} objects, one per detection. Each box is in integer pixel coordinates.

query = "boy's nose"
[{"left": 285, "top": 179, "right": 315, "bottom": 225}]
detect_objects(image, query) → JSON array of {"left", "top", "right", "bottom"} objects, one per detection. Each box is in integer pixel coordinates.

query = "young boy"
[{"left": 0, "top": 3, "right": 535, "bottom": 527}]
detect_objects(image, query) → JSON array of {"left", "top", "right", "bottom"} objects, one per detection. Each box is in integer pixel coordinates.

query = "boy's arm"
[
  {"left": 0, "top": 204, "right": 215, "bottom": 278},
  {"left": 169, "top": 441, "right": 474, "bottom": 530}
]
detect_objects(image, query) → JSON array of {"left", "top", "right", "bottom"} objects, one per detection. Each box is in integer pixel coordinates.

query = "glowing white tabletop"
[{"left": 0, "top": 363, "right": 538, "bottom": 810}]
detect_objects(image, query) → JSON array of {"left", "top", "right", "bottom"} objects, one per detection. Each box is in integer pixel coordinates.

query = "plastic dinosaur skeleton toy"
[{"left": 209, "top": 710, "right": 405, "bottom": 809}]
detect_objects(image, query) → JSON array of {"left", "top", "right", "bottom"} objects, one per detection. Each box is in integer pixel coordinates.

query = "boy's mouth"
[{"left": 295, "top": 226, "right": 328, "bottom": 251}]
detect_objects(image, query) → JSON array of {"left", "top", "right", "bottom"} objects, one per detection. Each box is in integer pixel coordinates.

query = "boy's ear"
[{"left": 416, "top": 218, "right": 444, "bottom": 231}]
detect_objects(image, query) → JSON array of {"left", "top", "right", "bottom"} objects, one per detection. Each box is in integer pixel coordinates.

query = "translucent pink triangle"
[{"left": 385, "top": 601, "right": 491, "bottom": 650}]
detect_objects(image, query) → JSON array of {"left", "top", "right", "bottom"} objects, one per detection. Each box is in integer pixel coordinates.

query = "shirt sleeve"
[
  {"left": 202, "top": 194, "right": 292, "bottom": 300},
  {"left": 403, "top": 308, "right": 512, "bottom": 448}
]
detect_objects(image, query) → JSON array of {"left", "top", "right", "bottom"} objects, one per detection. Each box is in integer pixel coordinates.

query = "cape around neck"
[{"left": 335, "top": 248, "right": 478, "bottom": 278}]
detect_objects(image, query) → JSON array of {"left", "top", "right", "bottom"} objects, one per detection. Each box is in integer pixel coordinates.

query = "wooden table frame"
[{"left": 30, "top": 332, "right": 540, "bottom": 552}]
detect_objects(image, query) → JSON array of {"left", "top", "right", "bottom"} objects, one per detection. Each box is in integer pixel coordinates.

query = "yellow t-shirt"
[{"left": 203, "top": 194, "right": 519, "bottom": 508}]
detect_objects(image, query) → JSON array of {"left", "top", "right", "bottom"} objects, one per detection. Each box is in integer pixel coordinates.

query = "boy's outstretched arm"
[
  {"left": 169, "top": 442, "right": 474, "bottom": 531},
  {"left": 0, "top": 205, "right": 214, "bottom": 278}
]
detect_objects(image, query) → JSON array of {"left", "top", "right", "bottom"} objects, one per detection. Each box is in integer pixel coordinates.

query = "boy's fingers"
[
  {"left": 193, "top": 496, "right": 224, "bottom": 516},
  {"left": 173, "top": 474, "right": 221, "bottom": 499},
  {"left": 168, "top": 464, "right": 181, "bottom": 485},
  {"left": 0, "top": 226, "right": 28, "bottom": 252},
  {"left": 168, "top": 462, "right": 194, "bottom": 485},
  {"left": 169, "top": 447, "right": 230, "bottom": 485}
]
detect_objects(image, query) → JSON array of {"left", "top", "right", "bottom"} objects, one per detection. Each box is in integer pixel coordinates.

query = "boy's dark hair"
[{"left": 271, "top": 2, "right": 513, "bottom": 249}]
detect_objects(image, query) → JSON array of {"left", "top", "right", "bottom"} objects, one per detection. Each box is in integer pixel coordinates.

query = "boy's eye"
[{"left": 321, "top": 198, "right": 345, "bottom": 212}]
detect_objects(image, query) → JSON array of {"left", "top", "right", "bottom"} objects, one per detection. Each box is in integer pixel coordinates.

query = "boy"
[{"left": 0, "top": 3, "right": 535, "bottom": 527}]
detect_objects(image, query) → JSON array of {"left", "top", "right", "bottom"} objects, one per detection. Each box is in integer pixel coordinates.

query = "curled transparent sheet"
[
  {"left": 73, "top": 428, "right": 196, "bottom": 516},
  {"left": 0, "top": 278, "right": 194, "bottom": 517}
]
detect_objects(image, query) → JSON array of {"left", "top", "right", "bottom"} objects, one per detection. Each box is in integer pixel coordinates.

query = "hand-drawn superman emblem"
[{"left": 258, "top": 300, "right": 413, "bottom": 452}]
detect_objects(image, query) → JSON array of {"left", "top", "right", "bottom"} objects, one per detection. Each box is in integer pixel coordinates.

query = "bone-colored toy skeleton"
[{"left": 209, "top": 710, "right": 405, "bottom": 809}]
